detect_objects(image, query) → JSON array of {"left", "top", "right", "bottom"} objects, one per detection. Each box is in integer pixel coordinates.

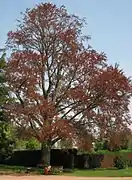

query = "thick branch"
[
  {"left": 30, "top": 114, "right": 43, "bottom": 127},
  {"left": 55, "top": 68, "right": 77, "bottom": 107},
  {"left": 28, "top": 115, "right": 40, "bottom": 139},
  {"left": 52, "top": 63, "right": 63, "bottom": 102},
  {"left": 51, "top": 137, "right": 61, "bottom": 146},
  {"left": 40, "top": 53, "right": 47, "bottom": 98},
  {"left": 15, "top": 93, "right": 24, "bottom": 108},
  {"left": 15, "top": 78, "right": 28, "bottom": 107},
  {"left": 45, "top": 58, "right": 53, "bottom": 98}
]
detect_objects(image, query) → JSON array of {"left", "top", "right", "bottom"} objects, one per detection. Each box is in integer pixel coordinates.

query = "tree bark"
[
  {"left": 70, "top": 154, "right": 75, "bottom": 169},
  {"left": 41, "top": 142, "right": 51, "bottom": 167}
]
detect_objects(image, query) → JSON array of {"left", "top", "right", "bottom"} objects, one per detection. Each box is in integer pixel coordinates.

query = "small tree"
[{"left": 6, "top": 3, "right": 132, "bottom": 166}]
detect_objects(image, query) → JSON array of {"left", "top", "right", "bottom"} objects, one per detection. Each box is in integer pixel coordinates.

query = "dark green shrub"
[
  {"left": 0, "top": 122, "right": 15, "bottom": 162},
  {"left": 114, "top": 156, "right": 126, "bottom": 169}
]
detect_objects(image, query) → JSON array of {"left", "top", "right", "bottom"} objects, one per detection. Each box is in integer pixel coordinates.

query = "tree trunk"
[
  {"left": 70, "top": 154, "right": 75, "bottom": 169},
  {"left": 41, "top": 142, "right": 51, "bottom": 167}
]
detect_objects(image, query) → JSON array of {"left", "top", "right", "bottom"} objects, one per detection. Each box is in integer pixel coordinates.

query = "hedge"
[
  {"left": 0, "top": 149, "right": 77, "bottom": 168},
  {"left": 75, "top": 150, "right": 132, "bottom": 169},
  {"left": 1, "top": 149, "right": 132, "bottom": 169}
]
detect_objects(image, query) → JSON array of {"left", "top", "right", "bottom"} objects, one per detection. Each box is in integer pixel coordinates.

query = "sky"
[
  {"left": 0, "top": 0, "right": 132, "bottom": 76},
  {"left": 0, "top": 0, "right": 132, "bottom": 118}
]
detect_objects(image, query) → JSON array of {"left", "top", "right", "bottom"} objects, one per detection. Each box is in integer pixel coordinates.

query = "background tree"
[
  {"left": 0, "top": 51, "right": 15, "bottom": 162},
  {"left": 94, "top": 127, "right": 131, "bottom": 151},
  {"left": 6, "top": 3, "right": 132, "bottom": 166}
]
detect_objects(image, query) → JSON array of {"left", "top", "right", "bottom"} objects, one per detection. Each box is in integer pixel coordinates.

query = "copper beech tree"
[{"left": 6, "top": 3, "right": 132, "bottom": 165}]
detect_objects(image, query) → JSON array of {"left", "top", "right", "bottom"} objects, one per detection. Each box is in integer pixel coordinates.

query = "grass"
[
  {"left": 1, "top": 165, "right": 132, "bottom": 177},
  {"left": 0, "top": 164, "right": 25, "bottom": 170},
  {"left": 0, "top": 165, "right": 41, "bottom": 175},
  {"left": 65, "top": 168, "right": 132, "bottom": 177}
]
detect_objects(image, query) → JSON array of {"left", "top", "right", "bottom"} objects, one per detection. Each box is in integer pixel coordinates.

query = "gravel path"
[{"left": 0, "top": 176, "right": 132, "bottom": 180}]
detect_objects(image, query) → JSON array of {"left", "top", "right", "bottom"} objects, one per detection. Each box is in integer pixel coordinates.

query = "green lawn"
[
  {"left": 0, "top": 165, "right": 25, "bottom": 170},
  {"left": 0, "top": 165, "right": 26, "bottom": 174},
  {"left": 0, "top": 165, "right": 40, "bottom": 175},
  {"left": 1, "top": 165, "right": 132, "bottom": 177},
  {"left": 65, "top": 168, "right": 132, "bottom": 177}
]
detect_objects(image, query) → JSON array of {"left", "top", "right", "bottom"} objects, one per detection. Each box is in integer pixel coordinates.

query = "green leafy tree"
[
  {"left": 25, "top": 138, "right": 41, "bottom": 150},
  {"left": 0, "top": 51, "right": 15, "bottom": 161}
]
